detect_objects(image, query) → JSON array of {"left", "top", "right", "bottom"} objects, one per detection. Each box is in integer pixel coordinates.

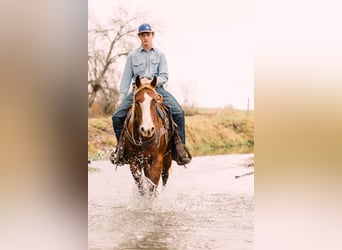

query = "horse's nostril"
[{"left": 140, "top": 126, "right": 155, "bottom": 136}]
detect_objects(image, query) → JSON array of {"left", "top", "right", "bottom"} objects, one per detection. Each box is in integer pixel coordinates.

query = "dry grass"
[
  {"left": 88, "top": 108, "right": 254, "bottom": 159},
  {"left": 88, "top": 117, "right": 116, "bottom": 159},
  {"left": 185, "top": 108, "right": 254, "bottom": 156}
]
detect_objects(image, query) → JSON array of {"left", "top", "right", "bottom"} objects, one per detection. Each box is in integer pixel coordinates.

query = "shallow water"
[{"left": 88, "top": 154, "right": 254, "bottom": 250}]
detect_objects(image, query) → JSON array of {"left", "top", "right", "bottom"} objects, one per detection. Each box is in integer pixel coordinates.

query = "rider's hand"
[{"left": 140, "top": 78, "right": 151, "bottom": 85}]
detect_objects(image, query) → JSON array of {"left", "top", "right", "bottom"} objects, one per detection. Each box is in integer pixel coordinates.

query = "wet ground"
[{"left": 88, "top": 153, "right": 254, "bottom": 250}]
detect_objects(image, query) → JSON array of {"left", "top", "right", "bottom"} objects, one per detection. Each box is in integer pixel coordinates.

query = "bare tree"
[{"left": 88, "top": 7, "right": 143, "bottom": 115}]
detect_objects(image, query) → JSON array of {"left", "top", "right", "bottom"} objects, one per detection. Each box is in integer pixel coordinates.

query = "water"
[{"left": 88, "top": 154, "right": 254, "bottom": 250}]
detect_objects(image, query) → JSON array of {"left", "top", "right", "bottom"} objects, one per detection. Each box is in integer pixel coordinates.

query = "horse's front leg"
[
  {"left": 162, "top": 153, "right": 172, "bottom": 186},
  {"left": 145, "top": 157, "right": 163, "bottom": 196},
  {"left": 129, "top": 163, "right": 144, "bottom": 195}
]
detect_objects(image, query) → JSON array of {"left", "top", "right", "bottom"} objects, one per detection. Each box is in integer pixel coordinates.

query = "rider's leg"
[
  {"left": 156, "top": 86, "right": 185, "bottom": 142},
  {"left": 112, "top": 92, "right": 134, "bottom": 142},
  {"left": 111, "top": 92, "right": 134, "bottom": 165},
  {"left": 156, "top": 86, "right": 191, "bottom": 165}
]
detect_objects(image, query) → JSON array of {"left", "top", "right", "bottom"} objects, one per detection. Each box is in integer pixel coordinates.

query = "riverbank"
[{"left": 88, "top": 107, "right": 254, "bottom": 160}]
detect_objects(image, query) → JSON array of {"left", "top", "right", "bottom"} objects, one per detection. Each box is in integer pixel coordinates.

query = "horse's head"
[{"left": 133, "top": 76, "right": 162, "bottom": 138}]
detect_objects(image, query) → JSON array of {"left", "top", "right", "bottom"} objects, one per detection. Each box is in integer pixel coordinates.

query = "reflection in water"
[{"left": 88, "top": 154, "right": 254, "bottom": 250}]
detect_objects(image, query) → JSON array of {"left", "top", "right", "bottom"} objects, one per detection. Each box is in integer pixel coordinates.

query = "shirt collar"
[{"left": 139, "top": 46, "right": 155, "bottom": 52}]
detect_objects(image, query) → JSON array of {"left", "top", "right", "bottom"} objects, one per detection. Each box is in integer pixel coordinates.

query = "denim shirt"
[{"left": 118, "top": 46, "right": 169, "bottom": 101}]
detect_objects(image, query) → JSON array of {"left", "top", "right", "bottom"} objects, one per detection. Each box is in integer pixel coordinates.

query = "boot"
[
  {"left": 110, "top": 132, "right": 128, "bottom": 166},
  {"left": 110, "top": 147, "right": 128, "bottom": 166},
  {"left": 172, "top": 131, "right": 192, "bottom": 165},
  {"left": 173, "top": 142, "right": 192, "bottom": 165},
  {"left": 110, "top": 147, "right": 122, "bottom": 166}
]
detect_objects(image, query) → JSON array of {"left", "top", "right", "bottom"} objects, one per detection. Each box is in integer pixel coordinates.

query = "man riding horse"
[{"left": 111, "top": 23, "right": 191, "bottom": 166}]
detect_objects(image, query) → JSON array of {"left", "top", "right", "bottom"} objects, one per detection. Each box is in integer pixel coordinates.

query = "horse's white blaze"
[{"left": 140, "top": 93, "right": 154, "bottom": 131}]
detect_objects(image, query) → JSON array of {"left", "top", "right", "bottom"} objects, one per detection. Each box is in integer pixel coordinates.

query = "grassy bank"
[{"left": 88, "top": 108, "right": 254, "bottom": 160}]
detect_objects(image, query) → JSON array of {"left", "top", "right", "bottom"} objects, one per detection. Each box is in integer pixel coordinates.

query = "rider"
[{"left": 111, "top": 23, "right": 191, "bottom": 166}]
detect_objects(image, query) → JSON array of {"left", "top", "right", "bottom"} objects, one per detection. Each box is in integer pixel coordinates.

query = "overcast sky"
[{"left": 89, "top": 0, "right": 254, "bottom": 110}]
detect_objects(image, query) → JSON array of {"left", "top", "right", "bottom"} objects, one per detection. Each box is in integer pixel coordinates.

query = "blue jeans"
[{"left": 112, "top": 86, "right": 186, "bottom": 144}]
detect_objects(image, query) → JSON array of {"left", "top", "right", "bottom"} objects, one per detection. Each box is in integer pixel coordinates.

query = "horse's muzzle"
[{"left": 140, "top": 125, "right": 155, "bottom": 138}]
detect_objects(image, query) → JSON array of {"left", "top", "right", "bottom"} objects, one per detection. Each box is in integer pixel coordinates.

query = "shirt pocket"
[
  {"left": 132, "top": 57, "right": 144, "bottom": 74},
  {"left": 150, "top": 56, "right": 160, "bottom": 73}
]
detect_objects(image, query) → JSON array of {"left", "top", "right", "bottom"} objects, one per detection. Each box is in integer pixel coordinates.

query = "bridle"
[{"left": 126, "top": 85, "right": 168, "bottom": 147}]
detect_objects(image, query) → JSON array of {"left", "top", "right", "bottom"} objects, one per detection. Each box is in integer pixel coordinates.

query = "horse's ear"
[
  {"left": 135, "top": 75, "right": 141, "bottom": 88},
  {"left": 150, "top": 76, "right": 157, "bottom": 88}
]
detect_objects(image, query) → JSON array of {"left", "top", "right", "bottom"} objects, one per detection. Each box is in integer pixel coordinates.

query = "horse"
[{"left": 121, "top": 75, "right": 173, "bottom": 197}]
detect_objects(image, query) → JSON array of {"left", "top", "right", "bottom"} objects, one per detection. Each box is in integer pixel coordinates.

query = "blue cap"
[{"left": 138, "top": 23, "right": 153, "bottom": 34}]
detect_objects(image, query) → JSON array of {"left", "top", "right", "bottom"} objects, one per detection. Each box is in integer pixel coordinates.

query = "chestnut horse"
[{"left": 122, "top": 76, "right": 173, "bottom": 197}]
